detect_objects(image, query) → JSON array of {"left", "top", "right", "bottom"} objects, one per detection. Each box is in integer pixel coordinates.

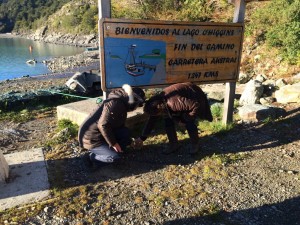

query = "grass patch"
[
  {"left": 44, "top": 119, "right": 79, "bottom": 149},
  {"left": 211, "top": 103, "right": 223, "bottom": 120},
  {"left": 0, "top": 107, "right": 56, "bottom": 123},
  {"left": 198, "top": 120, "right": 234, "bottom": 136}
]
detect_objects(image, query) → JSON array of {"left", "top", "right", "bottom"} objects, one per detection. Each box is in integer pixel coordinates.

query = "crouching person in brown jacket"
[
  {"left": 78, "top": 84, "right": 145, "bottom": 169},
  {"left": 136, "top": 82, "right": 212, "bottom": 155}
]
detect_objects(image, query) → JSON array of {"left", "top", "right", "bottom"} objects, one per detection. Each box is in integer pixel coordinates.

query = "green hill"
[{"left": 0, "top": 0, "right": 71, "bottom": 32}]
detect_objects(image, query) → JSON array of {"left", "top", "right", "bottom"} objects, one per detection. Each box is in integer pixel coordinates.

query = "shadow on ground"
[
  {"left": 163, "top": 196, "right": 300, "bottom": 225},
  {"left": 2, "top": 106, "right": 299, "bottom": 219},
  {"left": 46, "top": 106, "right": 300, "bottom": 189}
]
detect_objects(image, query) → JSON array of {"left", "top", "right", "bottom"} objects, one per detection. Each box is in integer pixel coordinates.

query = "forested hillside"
[
  {"left": 0, "top": 0, "right": 299, "bottom": 68},
  {"left": 0, "top": 0, "right": 71, "bottom": 32}
]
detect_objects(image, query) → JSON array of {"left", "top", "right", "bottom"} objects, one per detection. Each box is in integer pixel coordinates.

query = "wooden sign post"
[
  {"left": 98, "top": 0, "right": 111, "bottom": 100},
  {"left": 223, "top": 0, "right": 246, "bottom": 124}
]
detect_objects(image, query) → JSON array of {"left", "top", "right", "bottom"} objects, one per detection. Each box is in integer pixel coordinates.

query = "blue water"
[{"left": 0, "top": 36, "right": 85, "bottom": 81}]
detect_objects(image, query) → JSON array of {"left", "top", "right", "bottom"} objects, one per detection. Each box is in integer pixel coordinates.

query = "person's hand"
[
  {"left": 131, "top": 137, "right": 144, "bottom": 150},
  {"left": 112, "top": 143, "right": 123, "bottom": 152}
]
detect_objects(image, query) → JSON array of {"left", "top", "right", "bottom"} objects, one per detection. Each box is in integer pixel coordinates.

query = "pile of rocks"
[
  {"left": 45, "top": 51, "right": 100, "bottom": 73},
  {"left": 205, "top": 73, "right": 300, "bottom": 123},
  {"left": 26, "top": 27, "right": 98, "bottom": 47},
  {"left": 237, "top": 73, "right": 300, "bottom": 122}
]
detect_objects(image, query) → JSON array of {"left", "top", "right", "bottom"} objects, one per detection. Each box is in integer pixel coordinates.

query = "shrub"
[
  {"left": 129, "top": 0, "right": 230, "bottom": 21},
  {"left": 247, "top": 0, "right": 300, "bottom": 65},
  {"left": 57, "top": 119, "right": 79, "bottom": 138}
]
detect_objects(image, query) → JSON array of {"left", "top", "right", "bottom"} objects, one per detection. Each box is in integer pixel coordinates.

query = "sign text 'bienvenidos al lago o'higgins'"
[{"left": 99, "top": 18, "right": 244, "bottom": 90}]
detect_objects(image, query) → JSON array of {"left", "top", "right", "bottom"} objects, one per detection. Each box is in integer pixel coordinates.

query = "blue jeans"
[{"left": 90, "top": 127, "right": 131, "bottom": 163}]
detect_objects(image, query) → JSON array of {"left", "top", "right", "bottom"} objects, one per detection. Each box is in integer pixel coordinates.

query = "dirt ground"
[{"left": 1, "top": 76, "right": 300, "bottom": 225}]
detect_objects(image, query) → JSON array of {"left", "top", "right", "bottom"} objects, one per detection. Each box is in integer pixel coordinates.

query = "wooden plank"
[
  {"left": 99, "top": 19, "right": 243, "bottom": 91},
  {"left": 223, "top": 0, "right": 246, "bottom": 125}
]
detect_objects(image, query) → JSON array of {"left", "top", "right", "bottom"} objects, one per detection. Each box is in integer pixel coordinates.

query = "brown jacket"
[
  {"left": 142, "top": 82, "right": 212, "bottom": 138},
  {"left": 78, "top": 89, "right": 131, "bottom": 150},
  {"left": 163, "top": 82, "right": 212, "bottom": 121}
]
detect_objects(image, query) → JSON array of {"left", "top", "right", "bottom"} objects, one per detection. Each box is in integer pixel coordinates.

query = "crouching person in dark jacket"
[
  {"left": 135, "top": 82, "right": 212, "bottom": 155},
  {"left": 78, "top": 84, "right": 145, "bottom": 169}
]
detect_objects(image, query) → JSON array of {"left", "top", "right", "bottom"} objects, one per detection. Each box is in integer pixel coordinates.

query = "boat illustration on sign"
[{"left": 124, "top": 44, "right": 156, "bottom": 77}]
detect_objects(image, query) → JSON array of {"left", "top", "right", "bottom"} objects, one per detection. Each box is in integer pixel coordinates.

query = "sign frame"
[{"left": 99, "top": 18, "right": 244, "bottom": 91}]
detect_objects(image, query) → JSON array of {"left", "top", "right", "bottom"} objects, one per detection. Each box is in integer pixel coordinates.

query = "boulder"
[
  {"left": 238, "top": 72, "right": 251, "bottom": 84},
  {"left": 238, "top": 104, "right": 286, "bottom": 122},
  {"left": 239, "top": 80, "right": 264, "bottom": 106},
  {"left": 275, "top": 82, "right": 300, "bottom": 103}
]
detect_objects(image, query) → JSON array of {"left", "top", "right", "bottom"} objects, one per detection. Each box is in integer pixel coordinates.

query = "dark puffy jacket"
[
  {"left": 78, "top": 89, "right": 134, "bottom": 150},
  {"left": 141, "top": 82, "right": 212, "bottom": 139},
  {"left": 163, "top": 82, "right": 213, "bottom": 121}
]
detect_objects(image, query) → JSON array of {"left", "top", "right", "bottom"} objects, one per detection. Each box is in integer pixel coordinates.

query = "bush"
[
  {"left": 128, "top": 0, "right": 230, "bottom": 21},
  {"left": 57, "top": 119, "right": 79, "bottom": 138},
  {"left": 81, "top": 5, "right": 98, "bottom": 33},
  {"left": 247, "top": 0, "right": 300, "bottom": 65}
]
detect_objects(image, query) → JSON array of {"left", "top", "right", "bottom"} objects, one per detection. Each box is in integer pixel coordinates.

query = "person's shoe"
[
  {"left": 81, "top": 152, "right": 93, "bottom": 168},
  {"left": 162, "top": 143, "right": 180, "bottom": 154},
  {"left": 82, "top": 152, "right": 105, "bottom": 171}
]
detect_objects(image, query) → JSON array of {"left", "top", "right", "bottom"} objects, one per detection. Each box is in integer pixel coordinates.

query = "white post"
[
  {"left": 0, "top": 151, "right": 9, "bottom": 183},
  {"left": 98, "top": 0, "right": 111, "bottom": 100},
  {"left": 222, "top": 0, "right": 246, "bottom": 124}
]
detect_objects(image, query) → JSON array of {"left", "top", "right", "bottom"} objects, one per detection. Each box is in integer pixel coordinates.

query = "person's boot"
[
  {"left": 163, "top": 126, "right": 180, "bottom": 154},
  {"left": 81, "top": 152, "right": 106, "bottom": 171},
  {"left": 81, "top": 152, "right": 93, "bottom": 168},
  {"left": 187, "top": 129, "right": 200, "bottom": 155}
]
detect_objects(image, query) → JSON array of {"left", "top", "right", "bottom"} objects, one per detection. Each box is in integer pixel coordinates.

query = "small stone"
[{"left": 106, "top": 210, "right": 111, "bottom": 216}]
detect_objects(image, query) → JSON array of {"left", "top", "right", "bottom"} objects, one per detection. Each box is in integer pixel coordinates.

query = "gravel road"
[{"left": 0, "top": 77, "right": 299, "bottom": 225}]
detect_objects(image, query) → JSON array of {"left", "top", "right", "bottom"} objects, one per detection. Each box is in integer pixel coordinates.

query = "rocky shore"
[{"left": 1, "top": 32, "right": 100, "bottom": 75}]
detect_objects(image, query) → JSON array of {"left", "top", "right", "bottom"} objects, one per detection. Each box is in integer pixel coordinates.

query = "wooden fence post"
[{"left": 222, "top": 0, "right": 246, "bottom": 124}]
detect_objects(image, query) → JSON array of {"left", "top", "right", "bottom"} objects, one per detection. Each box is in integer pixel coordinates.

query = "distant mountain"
[{"left": 0, "top": 0, "right": 71, "bottom": 33}]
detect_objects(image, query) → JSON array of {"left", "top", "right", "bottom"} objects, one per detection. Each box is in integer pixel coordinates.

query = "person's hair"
[
  {"left": 144, "top": 93, "right": 164, "bottom": 115},
  {"left": 132, "top": 87, "right": 145, "bottom": 106}
]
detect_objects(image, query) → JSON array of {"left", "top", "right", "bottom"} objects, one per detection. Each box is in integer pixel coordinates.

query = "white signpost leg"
[
  {"left": 98, "top": 0, "right": 111, "bottom": 100},
  {"left": 0, "top": 151, "right": 9, "bottom": 183},
  {"left": 223, "top": 0, "right": 246, "bottom": 124}
]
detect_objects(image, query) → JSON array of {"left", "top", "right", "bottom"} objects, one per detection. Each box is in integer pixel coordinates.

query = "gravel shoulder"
[{"left": 0, "top": 77, "right": 300, "bottom": 225}]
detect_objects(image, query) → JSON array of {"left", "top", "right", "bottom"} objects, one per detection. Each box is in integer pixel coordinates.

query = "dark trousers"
[
  {"left": 90, "top": 127, "right": 131, "bottom": 163},
  {"left": 164, "top": 117, "right": 198, "bottom": 144}
]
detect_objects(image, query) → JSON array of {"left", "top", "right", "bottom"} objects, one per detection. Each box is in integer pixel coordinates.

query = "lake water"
[{"left": 0, "top": 35, "right": 85, "bottom": 81}]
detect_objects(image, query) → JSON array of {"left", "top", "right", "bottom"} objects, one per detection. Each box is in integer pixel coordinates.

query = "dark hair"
[
  {"left": 132, "top": 87, "right": 145, "bottom": 107},
  {"left": 144, "top": 94, "right": 164, "bottom": 115}
]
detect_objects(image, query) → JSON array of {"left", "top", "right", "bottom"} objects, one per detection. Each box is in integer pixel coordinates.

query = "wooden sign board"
[{"left": 99, "top": 18, "right": 243, "bottom": 91}]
